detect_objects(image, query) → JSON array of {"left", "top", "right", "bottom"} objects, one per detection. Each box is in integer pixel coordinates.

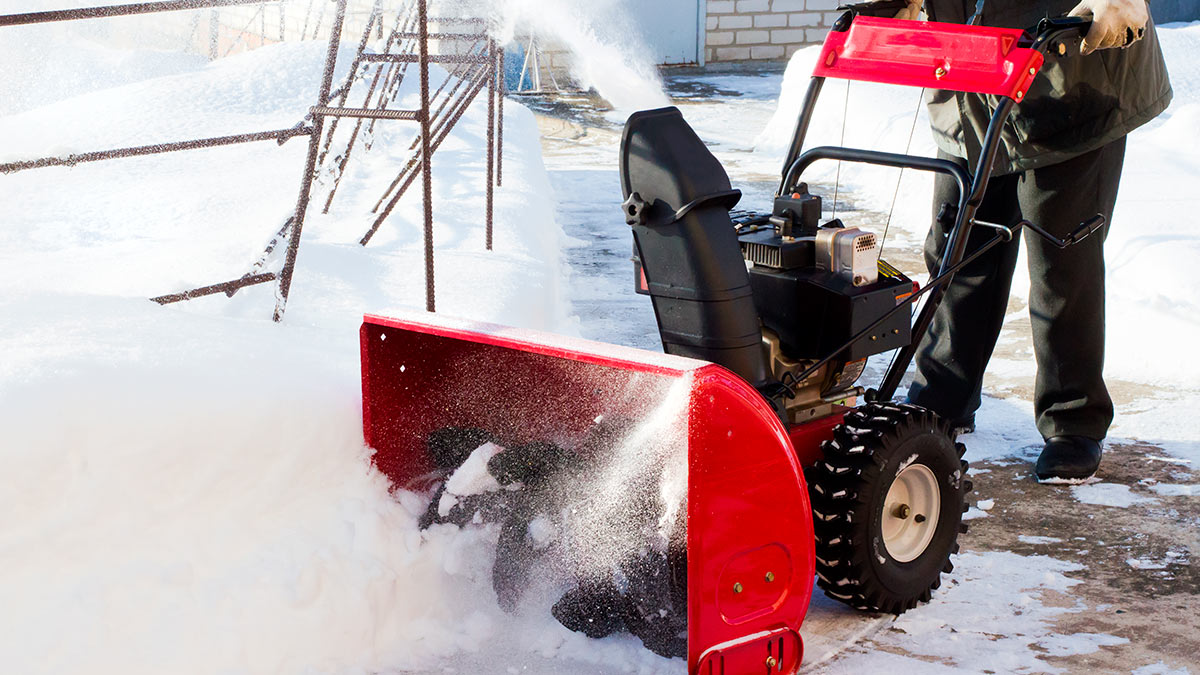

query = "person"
[{"left": 894, "top": 0, "right": 1172, "bottom": 481}]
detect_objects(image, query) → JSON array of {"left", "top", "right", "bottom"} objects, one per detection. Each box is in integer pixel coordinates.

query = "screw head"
[
  {"left": 766, "top": 655, "right": 778, "bottom": 669},
  {"left": 1016, "top": 91, "right": 1024, "bottom": 99},
  {"left": 934, "top": 66, "right": 947, "bottom": 79},
  {"left": 1058, "top": 42, "right": 1067, "bottom": 56},
  {"left": 733, "top": 582, "right": 744, "bottom": 594},
  {"left": 765, "top": 571, "right": 775, "bottom": 583},
  {"left": 894, "top": 503, "right": 912, "bottom": 519}
]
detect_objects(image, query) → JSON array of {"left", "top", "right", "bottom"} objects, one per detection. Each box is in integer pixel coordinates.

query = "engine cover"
[{"left": 746, "top": 262, "right": 913, "bottom": 362}]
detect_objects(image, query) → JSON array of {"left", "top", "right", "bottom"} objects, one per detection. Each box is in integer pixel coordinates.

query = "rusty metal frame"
[
  {"left": 2, "top": 0, "right": 505, "bottom": 320},
  {"left": 271, "top": 0, "right": 349, "bottom": 321},
  {"left": 0, "top": 0, "right": 272, "bottom": 26},
  {"left": 0, "top": 126, "right": 310, "bottom": 174},
  {"left": 359, "top": 60, "right": 493, "bottom": 245}
]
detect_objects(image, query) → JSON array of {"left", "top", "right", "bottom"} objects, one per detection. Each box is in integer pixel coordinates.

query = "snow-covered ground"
[{"left": 0, "top": 26, "right": 632, "bottom": 675}]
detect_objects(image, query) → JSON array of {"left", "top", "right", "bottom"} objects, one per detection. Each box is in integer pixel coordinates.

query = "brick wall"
[{"left": 705, "top": 0, "right": 839, "bottom": 63}]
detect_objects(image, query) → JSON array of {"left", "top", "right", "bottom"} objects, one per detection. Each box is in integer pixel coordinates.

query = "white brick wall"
[{"left": 706, "top": 0, "right": 836, "bottom": 63}]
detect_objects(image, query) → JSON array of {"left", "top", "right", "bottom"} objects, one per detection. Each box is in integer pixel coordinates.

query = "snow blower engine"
[{"left": 359, "top": 10, "right": 1105, "bottom": 674}]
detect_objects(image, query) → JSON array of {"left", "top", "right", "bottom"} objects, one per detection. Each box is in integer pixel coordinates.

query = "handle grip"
[
  {"left": 1010, "top": 213, "right": 1106, "bottom": 248},
  {"left": 1032, "top": 15, "right": 1093, "bottom": 54},
  {"left": 1065, "top": 214, "right": 1106, "bottom": 246},
  {"left": 836, "top": 0, "right": 910, "bottom": 18}
]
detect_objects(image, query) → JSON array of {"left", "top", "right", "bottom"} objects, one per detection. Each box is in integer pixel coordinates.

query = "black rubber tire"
[{"left": 805, "top": 402, "right": 972, "bottom": 614}]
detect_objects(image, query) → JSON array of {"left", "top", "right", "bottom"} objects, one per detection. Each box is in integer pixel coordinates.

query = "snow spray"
[{"left": 485, "top": 0, "right": 673, "bottom": 111}]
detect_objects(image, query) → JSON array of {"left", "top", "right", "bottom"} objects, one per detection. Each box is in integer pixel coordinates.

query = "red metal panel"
[
  {"left": 687, "top": 366, "right": 815, "bottom": 673},
  {"left": 813, "top": 17, "right": 1044, "bottom": 100},
  {"left": 788, "top": 410, "right": 846, "bottom": 468},
  {"left": 695, "top": 627, "right": 803, "bottom": 674},
  {"left": 360, "top": 313, "right": 691, "bottom": 487}
]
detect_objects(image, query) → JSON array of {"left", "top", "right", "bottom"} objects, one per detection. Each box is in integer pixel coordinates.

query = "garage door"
[{"left": 621, "top": 0, "right": 701, "bottom": 65}]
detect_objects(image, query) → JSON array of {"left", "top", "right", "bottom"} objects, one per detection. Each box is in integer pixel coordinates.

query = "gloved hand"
[
  {"left": 893, "top": 0, "right": 923, "bottom": 20},
  {"left": 876, "top": 0, "right": 923, "bottom": 20},
  {"left": 1068, "top": 0, "right": 1149, "bottom": 54}
]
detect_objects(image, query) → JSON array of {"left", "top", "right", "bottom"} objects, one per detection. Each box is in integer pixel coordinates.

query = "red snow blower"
[{"left": 360, "top": 10, "right": 1103, "bottom": 674}]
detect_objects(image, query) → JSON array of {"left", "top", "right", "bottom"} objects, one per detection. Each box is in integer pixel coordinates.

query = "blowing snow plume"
[{"left": 488, "top": 0, "right": 672, "bottom": 111}]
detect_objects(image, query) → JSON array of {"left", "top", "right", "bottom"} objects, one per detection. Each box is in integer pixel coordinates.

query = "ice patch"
[
  {"left": 1018, "top": 535, "right": 1064, "bottom": 545},
  {"left": 977, "top": 498, "right": 995, "bottom": 511},
  {"left": 1071, "top": 483, "right": 1157, "bottom": 508},
  {"left": 1144, "top": 482, "right": 1198, "bottom": 497}
]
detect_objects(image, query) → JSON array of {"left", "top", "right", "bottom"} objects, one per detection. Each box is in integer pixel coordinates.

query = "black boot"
[
  {"left": 1036, "top": 436, "right": 1102, "bottom": 483},
  {"left": 949, "top": 415, "right": 975, "bottom": 438}
]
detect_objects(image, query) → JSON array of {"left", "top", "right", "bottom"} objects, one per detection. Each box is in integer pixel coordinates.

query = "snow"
[
  {"left": 1071, "top": 483, "right": 1158, "bottom": 507},
  {"left": 443, "top": 442, "right": 505, "bottom": 499},
  {"left": 962, "top": 507, "right": 990, "bottom": 520},
  {"left": 1018, "top": 535, "right": 1064, "bottom": 545},
  {"left": 1144, "top": 482, "right": 1198, "bottom": 497},
  {"left": 0, "top": 24, "right": 647, "bottom": 674},
  {"left": 1133, "top": 663, "right": 1193, "bottom": 675},
  {"left": 829, "top": 552, "right": 1128, "bottom": 674},
  {"left": 490, "top": 0, "right": 671, "bottom": 111}
]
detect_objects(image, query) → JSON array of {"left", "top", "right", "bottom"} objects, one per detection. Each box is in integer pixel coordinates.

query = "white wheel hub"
[{"left": 882, "top": 463, "right": 940, "bottom": 563}]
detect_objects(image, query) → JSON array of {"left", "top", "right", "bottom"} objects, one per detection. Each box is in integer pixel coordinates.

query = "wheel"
[{"left": 804, "top": 402, "right": 972, "bottom": 614}]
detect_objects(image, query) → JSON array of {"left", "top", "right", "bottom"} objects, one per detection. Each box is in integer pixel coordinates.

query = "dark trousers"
[{"left": 907, "top": 137, "right": 1126, "bottom": 441}]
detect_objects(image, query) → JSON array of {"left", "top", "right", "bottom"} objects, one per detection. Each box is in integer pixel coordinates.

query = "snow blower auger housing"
[{"left": 361, "top": 12, "right": 1104, "bottom": 675}]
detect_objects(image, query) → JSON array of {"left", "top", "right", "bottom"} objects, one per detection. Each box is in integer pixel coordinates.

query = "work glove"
[
  {"left": 1068, "top": 0, "right": 1149, "bottom": 54},
  {"left": 892, "top": 0, "right": 922, "bottom": 20}
]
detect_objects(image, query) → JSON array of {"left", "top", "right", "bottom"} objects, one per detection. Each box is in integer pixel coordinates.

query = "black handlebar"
[
  {"left": 1025, "top": 214, "right": 1107, "bottom": 247},
  {"left": 1029, "top": 15, "right": 1093, "bottom": 54}
]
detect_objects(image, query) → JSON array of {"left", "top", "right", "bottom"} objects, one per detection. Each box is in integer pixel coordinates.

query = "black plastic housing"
[
  {"left": 747, "top": 265, "right": 913, "bottom": 361},
  {"left": 772, "top": 189, "right": 822, "bottom": 238},
  {"left": 619, "top": 107, "right": 772, "bottom": 389}
]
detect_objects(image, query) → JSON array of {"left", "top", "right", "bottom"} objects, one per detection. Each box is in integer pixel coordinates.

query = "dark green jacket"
[{"left": 925, "top": 0, "right": 1173, "bottom": 174}]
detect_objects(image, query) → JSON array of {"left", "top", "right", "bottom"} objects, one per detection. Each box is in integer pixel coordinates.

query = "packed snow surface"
[{"left": 825, "top": 552, "right": 1129, "bottom": 673}]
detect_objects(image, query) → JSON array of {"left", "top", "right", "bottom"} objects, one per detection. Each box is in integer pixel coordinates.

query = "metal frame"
[
  {"left": 0, "top": 0, "right": 270, "bottom": 26},
  {"left": 0, "top": 0, "right": 506, "bottom": 320},
  {"left": 776, "top": 14, "right": 1093, "bottom": 401}
]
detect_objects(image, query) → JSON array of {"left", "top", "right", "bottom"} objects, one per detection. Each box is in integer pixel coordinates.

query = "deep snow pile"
[
  {"left": 757, "top": 22, "right": 1200, "bottom": 464},
  {"left": 0, "top": 26, "right": 659, "bottom": 674}
]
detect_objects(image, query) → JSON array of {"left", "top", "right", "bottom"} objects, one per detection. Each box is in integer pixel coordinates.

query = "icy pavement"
[{"left": 536, "top": 71, "right": 817, "bottom": 352}]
